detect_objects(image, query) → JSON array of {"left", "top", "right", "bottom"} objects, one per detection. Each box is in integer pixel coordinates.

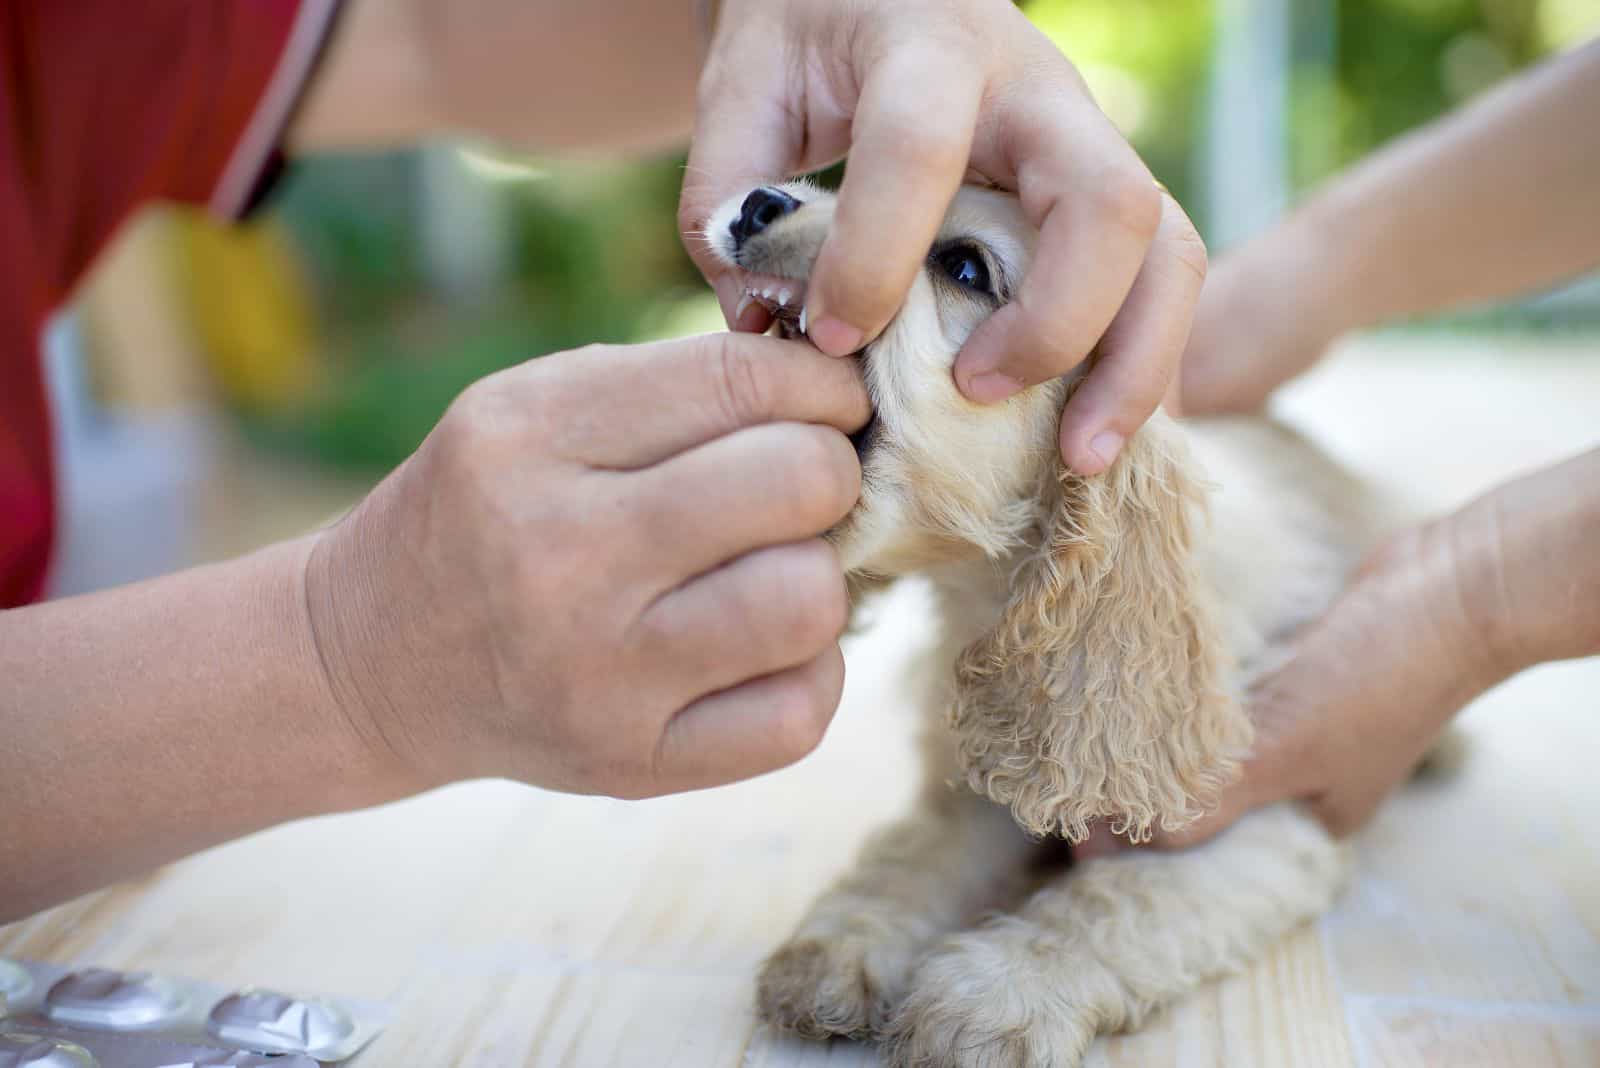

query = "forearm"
[
  {"left": 290, "top": 0, "right": 705, "bottom": 154},
  {"left": 1294, "top": 40, "right": 1600, "bottom": 331},
  {"left": 0, "top": 536, "right": 406, "bottom": 923}
]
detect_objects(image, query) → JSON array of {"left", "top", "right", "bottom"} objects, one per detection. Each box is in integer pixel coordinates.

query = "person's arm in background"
[
  {"left": 1084, "top": 447, "right": 1600, "bottom": 855},
  {"left": 1176, "top": 38, "right": 1600, "bottom": 416},
  {"left": 1077, "top": 39, "right": 1600, "bottom": 857}
]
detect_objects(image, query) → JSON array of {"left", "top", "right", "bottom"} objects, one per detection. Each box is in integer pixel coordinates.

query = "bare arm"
[
  {"left": 0, "top": 336, "right": 869, "bottom": 923},
  {"left": 287, "top": 0, "right": 706, "bottom": 154},
  {"left": 1181, "top": 38, "right": 1600, "bottom": 415},
  {"left": 1080, "top": 445, "right": 1600, "bottom": 857},
  {"left": 0, "top": 538, "right": 398, "bottom": 922}
]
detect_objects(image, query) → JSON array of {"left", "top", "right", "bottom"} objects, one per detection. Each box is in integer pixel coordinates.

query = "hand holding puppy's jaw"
[
  {"left": 679, "top": 0, "right": 1202, "bottom": 474},
  {"left": 304, "top": 333, "right": 868, "bottom": 801}
]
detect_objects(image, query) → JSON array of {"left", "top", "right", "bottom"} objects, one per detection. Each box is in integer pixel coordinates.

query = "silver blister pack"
[
  {"left": 0, "top": 1028, "right": 316, "bottom": 1068},
  {"left": 0, "top": 959, "right": 386, "bottom": 1066}
]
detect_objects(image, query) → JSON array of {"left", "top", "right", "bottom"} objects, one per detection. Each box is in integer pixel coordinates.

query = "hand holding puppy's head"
[{"left": 707, "top": 183, "right": 1249, "bottom": 841}]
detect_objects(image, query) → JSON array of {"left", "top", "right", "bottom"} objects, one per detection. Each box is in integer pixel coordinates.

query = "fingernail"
[
  {"left": 1088, "top": 431, "right": 1125, "bottom": 469},
  {"left": 965, "top": 372, "right": 1023, "bottom": 404},
  {"left": 808, "top": 315, "right": 863, "bottom": 358}
]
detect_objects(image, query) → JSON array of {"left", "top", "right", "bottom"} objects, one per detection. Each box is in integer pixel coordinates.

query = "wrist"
[
  {"left": 1410, "top": 500, "right": 1549, "bottom": 693},
  {"left": 301, "top": 480, "right": 447, "bottom": 799},
  {"left": 1446, "top": 450, "right": 1600, "bottom": 673},
  {"left": 1355, "top": 519, "right": 1518, "bottom": 719}
]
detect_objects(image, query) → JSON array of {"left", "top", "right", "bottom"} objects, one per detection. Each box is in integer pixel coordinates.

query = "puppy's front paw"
[
  {"left": 885, "top": 928, "right": 1100, "bottom": 1068},
  {"left": 757, "top": 933, "right": 921, "bottom": 1041}
]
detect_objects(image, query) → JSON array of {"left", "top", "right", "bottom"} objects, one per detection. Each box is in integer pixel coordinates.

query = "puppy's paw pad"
[{"left": 757, "top": 937, "right": 910, "bottom": 1041}]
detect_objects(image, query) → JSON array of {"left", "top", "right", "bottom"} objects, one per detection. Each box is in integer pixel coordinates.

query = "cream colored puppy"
[{"left": 706, "top": 182, "right": 1402, "bottom": 1067}]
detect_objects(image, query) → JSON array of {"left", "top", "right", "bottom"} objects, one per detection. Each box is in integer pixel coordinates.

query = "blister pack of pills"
[{"left": 0, "top": 958, "right": 387, "bottom": 1067}]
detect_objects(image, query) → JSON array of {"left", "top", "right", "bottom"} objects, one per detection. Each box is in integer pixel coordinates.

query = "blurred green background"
[{"left": 209, "top": 0, "right": 1595, "bottom": 473}]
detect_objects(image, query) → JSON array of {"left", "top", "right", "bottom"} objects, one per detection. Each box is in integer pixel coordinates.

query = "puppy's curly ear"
[{"left": 951, "top": 416, "right": 1251, "bottom": 842}]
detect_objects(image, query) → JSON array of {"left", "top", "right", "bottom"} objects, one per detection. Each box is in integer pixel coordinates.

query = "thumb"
[
  {"left": 1145, "top": 783, "right": 1260, "bottom": 850},
  {"left": 1069, "top": 784, "right": 1259, "bottom": 860}
]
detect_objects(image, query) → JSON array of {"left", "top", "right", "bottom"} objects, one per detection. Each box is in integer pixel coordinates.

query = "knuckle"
[
  {"left": 746, "top": 544, "right": 847, "bottom": 659},
  {"left": 440, "top": 377, "right": 498, "bottom": 447},
  {"left": 435, "top": 377, "right": 515, "bottom": 482},
  {"left": 709, "top": 335, "right": 772, "bottom": 427},
  {"left": 783, "top": 542, "right": 850, "bottom": 643},
  {"left": 768, "top": 673, "right": 834, "bottom": 761},
  {"left": 1006, "top": 297, "right": 1084, "bottom": 380},
  {"left": 885, "top": 119, "right": 967, "bottom": 175},
  {"left": 782, "top": 428, "right": 861, "bottom": 526},
  {"left": 1094, "top": 169, "right": 1163, "bottom": 241},
  {"left": 694, "top": 54, "right": 740, "bottom": 109},
  {"left": 1165, "top": 213, "right": 1210, "bottom": 286}
]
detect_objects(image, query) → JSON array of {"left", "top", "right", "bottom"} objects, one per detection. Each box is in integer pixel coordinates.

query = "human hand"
[
  {"left": 1073, "top": 527, "right": 1491, "bottom": 857},
  {"left": 679, "top": 0, "right": 1207, "bottom": 476},
  {"left": 1079, "top": 448, "right": 1600, "bottom": 854},
  {"left": 304, "top": 333, "right": 871, "bottom": 799}
]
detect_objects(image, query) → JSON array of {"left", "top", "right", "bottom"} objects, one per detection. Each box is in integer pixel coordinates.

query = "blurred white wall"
[{"left": 44, "top": 311, "right": 212, "bottom": 598}]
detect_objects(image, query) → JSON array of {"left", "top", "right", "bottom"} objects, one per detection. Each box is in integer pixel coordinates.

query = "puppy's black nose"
[{"left": 730, "top": 187, "right": 801, "bottom": 249}]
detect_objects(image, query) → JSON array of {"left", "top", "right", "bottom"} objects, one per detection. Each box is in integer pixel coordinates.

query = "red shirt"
[{"left": 0, "top": 0, "right": 340, "bottom": 606}]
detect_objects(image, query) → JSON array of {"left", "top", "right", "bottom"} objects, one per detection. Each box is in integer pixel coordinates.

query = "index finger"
[
  {"left": 1056, "top": 193, "right": 1207, "bottom": 474},
  {"left": 803, "top": 41, "right": 983, "bottom": 357},
  {"left": 953, "top": 95, "right": 1162, "bottom": 404},
  {"left": 529, "top": 333, "right": 873, "bottom": 469}
]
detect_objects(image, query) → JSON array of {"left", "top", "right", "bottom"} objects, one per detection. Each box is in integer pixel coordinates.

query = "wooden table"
[{"left": 5, "top": 336, "right": 1598, "bottom": 1067}]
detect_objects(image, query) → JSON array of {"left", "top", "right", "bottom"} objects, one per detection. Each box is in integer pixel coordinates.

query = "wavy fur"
[{"left": 950, "top": 416, "right": 1252, "bottom": 842}]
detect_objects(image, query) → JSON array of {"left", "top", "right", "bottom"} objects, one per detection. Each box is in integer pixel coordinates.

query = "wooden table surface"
[{"left": 4, "top": 336, "right": 1598, "bottom": 1067}]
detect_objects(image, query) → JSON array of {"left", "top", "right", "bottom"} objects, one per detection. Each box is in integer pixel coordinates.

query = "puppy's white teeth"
[
  {"left": 762, "top": 286, "right": 775, "bottom": 300},
  {"left": 777, "top": 288, "right": 792, "bottom": 307},
  {"left": 799, "top": 305, "right": 809, "bottom": 336}
]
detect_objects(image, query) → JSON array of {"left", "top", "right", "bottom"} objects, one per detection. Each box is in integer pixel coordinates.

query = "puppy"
[{"left": 705, "top": 182, "right": 1403, "bottom": 1067}]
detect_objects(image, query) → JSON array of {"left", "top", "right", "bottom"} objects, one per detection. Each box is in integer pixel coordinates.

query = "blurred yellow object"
[
  {"left": 175, "top": 210, "right": 318, "bottom": 411},
  {"left": 78, "top": 209, "right": 209, "bottom": 412}
]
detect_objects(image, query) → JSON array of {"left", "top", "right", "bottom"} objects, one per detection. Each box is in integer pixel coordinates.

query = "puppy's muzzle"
[{"left": 729, "top": 187, "right": 802, "bottom": 251}]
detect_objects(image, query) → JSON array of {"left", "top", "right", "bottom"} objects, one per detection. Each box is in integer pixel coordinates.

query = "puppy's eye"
[{"left": 933, "top": 245, "right": 992, "bottom": 294}]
